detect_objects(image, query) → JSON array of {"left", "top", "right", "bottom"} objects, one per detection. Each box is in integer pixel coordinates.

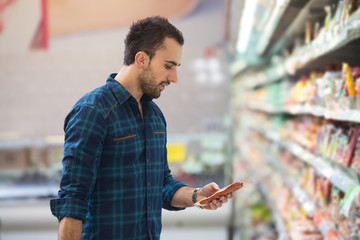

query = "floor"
[
  {"left": 0, "top": 228, "right": 228, "bottom": 240},
  {"left": 0, "top": 198, "right": 232, "bottom": 240}
]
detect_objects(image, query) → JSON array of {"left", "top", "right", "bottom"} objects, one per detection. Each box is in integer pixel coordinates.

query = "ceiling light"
[{"left": 236, "top": 0, "right": 257, "bottom": 53}]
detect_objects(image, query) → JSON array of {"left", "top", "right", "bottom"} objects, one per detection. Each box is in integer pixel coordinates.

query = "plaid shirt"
[{"left": 50, "top": 74, "right": 187, "bottom": 240}]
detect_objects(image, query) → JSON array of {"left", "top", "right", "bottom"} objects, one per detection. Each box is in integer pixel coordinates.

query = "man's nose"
[{"left": 167, "top": 69, "right": 178, "bottom": 83}]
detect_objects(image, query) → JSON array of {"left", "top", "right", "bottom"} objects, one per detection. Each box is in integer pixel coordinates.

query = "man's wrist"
[{"left": 192, "top": 188, "right": 201, "bottom": 204}]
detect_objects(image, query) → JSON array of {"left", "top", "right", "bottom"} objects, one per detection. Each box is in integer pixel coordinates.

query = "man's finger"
[
  {"left": 209, "top": 201, "right": 218, "bottom": 210},
  {"left": 220, "top": 196, "right": 228, "bottom": 203},
  {"left": 226, "top": 193, "right": 234, "bottom": 199},
  {"left": 211, "top": 182, "right": 220, "bottom": 191}
]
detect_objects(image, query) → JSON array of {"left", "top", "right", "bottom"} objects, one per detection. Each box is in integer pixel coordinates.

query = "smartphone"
[{"left": 194, "top": 181, "right": 244, "bottom": 207}]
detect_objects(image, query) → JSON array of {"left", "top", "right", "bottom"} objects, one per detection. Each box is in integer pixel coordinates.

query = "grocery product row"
[
  {"left": 229, "top": 0, "right": 360, "bottom": 239},
  {"left": 285, "top": 0, "right": 360, "bottom": 75},
  {"left": 241, "top": 111, "right": 360, "bottom": 179},
  {"left": 236, "top": 0, "right": 360, "bottom": 89},
  {"left": 235, "top": 124, "right": 360, "bottom": 239},
  {"left": 239, "top": 63, "right": 360, "bottom": 122}
]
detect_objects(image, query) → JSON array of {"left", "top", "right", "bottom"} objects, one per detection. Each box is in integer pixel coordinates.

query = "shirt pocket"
[
  {"left": 151, "top": 129, "right": 166, "bottom": 157},
  {"left": 113, "top": 134, "right": 137, "bottom": 142},
  {"left": 101, "top": 132, "right": 143, "bottom": 169}
]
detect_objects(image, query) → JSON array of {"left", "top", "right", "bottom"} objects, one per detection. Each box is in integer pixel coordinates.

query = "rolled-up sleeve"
[
  {"left": 162, "top": 170, "right": 187, "bottom": 211},
  {"left": 50, "top": 104, "right": 106, "bottom": 222},
  {"left": 50, "top": 197, "right": 89, "bottom": 222},
  {"left": 161, "top": 131, "right": 187, "bottom": 211}
]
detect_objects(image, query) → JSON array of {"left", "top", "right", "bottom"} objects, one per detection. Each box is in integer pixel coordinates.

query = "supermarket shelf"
[
  {"left": 231, "top": 1, "right": 360, "bottom": 238},
  {"left": 239, "top": 62, "right": 286, "bottom": 89},
  {"left": 258, "top": 0, "right": 310, "bottom": 55},
  {"left": 243, "top": 156, "right": 289, "bottom": 240},
  {"left": 255, "top": 175, "right": 288, "bottom": 240},
  {"left": 286, "top": 20, "right": 360, "bottom": 75},
  {"left": 247, "top": 102, "right": 360, "bottom": 123},
  {"left": 246, "top": 102, "right": 284, "bottom": 114},
  {"left": 243, "top": 132, "right": 343, "bottom": 238},
  {"left": 235, "top": 20, "right": 360, "bottom": 89},
  {"left": 244, "top": 137, "right": 317, "bottom": 218},
  {"left": 261, "top": 129, "right": 360, "bottom": 210},
  {"left": 264, "top": 150, "right": 316, "bottom": 218}
]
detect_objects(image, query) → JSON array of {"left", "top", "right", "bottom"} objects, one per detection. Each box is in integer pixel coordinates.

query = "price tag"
[
  {"left": 353, "top": 111, "right": 360, "bottom": 122},
  {"left": 303, "top": 201, "right": 315, "bottom": 217},
  {"left": 340, "top": 184, "right": 360, "bottom": 217},
  {"left": 326, "top": 228, "right": 340, "bottom": 240},
  {"left": 315, "top": 157, "right": 333, "bottom": 179}
]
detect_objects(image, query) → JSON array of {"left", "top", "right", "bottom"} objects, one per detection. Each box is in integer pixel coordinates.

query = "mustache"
[{"left": 159, "top": 81, "right": 171, "bottom": 85}]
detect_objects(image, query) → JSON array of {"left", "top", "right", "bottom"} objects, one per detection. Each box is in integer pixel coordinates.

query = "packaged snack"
[
  {"left": 329, "top": 186, "right": 342, "bottom": 220},
  {"left": 334, "top": 128, "right": 347, "bottom": 163},
  {"left": 319, "top": 124, "right": 336, "bottom": 157},
  {"left": 325, "top": 5, "right": 333, "bottom": 30},
  {"left": 341, "top": 0, "right": 352, "bottom": 24},
  {"left": 349, "top": 0, "right": 359, "bottom": 15},
  {"left": 314, "top": 21, "right": 321, "bottom": 39},
  {"left": 342, "top": 63, "right": 356, "bottom": 109},
  {"left": 353, "top": 67, "right": 360, "bottom": 108},
  {"left": 335, "top": 1, "right": 345, "bottom": 25},
  {"left": 348, "top": 203, "right": 360, "bottom": 238},
  {"left": 329, "top": 128, "right": 342, "bottom": 160},
  {"left": 289, "top": 219, "right": 323, "bottom": 240},
  {"left": 339, "top": 217, "right": 352, "bottom": 239},
  {"left": 350, "top": 127, "right": 360, "bottom": 174},
  {"left": 322, "top": 71, "right": 342, "bottom": 110},
  {"left": 343, "top": 126, "right": 359, "bottom": 166},
  {"left": 305, "top": 20, "right": 313, "bottom": 45},
  {"left": 322, "top": 178, "right": 333, "bottom": 206}
]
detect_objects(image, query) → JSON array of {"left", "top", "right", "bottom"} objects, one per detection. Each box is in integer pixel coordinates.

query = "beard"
[{"left": 138, "top": 65, "right": 168, "bottom": 99}]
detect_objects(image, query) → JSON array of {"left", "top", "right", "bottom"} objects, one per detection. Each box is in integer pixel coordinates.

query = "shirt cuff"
[
  {"left": 162, "top": 180, "right": 187, "bottom": 211},
  {"left": 50, "top": 197, "right": 89, "bottom": 222}
]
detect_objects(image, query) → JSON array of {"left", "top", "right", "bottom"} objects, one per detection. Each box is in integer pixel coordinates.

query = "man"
[{"left": 50, "top": 16, "right": 232, "bottom": 240}]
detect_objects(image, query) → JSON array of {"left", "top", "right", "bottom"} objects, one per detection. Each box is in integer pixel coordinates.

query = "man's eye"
[{"left": 165, "top": 65, "right": 172, "bottom": 70}]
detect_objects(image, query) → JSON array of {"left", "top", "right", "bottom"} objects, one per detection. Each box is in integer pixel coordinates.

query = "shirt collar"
[{"left": 106, "top": 73, "right": 153, "bottom": 105}]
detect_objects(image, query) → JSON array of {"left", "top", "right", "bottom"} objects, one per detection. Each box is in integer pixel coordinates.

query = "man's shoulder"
[
  {"left": 149, "top": 101, "right": 162, "bottom": 114},
  {"left": 72, "top": 84, "right": 116, "bottom": 115},
  {"left": 148, "top": 101, "right": 166, "bottom": 126}
]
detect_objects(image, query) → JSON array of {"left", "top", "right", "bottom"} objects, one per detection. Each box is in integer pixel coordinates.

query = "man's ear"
[{"left": 134, "top": 51, "right": 148, "bottom": 69}]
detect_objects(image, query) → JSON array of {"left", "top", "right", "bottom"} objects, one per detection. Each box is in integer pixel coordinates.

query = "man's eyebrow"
[{"left": 165, "top": 60, "right": 181, "bottom": 67}]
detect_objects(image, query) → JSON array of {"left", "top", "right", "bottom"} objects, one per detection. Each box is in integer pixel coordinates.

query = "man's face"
[{"left": 138, "top": 37, "right": 182, "bottom": 99}]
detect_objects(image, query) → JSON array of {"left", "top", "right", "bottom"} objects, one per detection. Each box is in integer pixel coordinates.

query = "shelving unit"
[
  {"left": 229, "top": 0, "right": 360, "bottom": 239},
  {"left": 247, "top": 160, "right": 289, "bottom": 240},
  {"left": 254, "top": 125, "right": 360, "bottom": 204}
]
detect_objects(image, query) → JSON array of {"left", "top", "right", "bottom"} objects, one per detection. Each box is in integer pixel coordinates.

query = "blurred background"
[
  {"left": 0, "top": 0, "right": 234, "bottom": 239},
  {"left": 4, "top": 0, "right": 354, "bottom": 239}
]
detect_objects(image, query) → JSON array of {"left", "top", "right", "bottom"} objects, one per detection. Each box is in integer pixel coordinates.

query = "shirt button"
[
  {"left": 148, "top": 182, "right": 150, "bottom": 186},
  {"left": 147, "top": 159, "right": 150, "bottom": 163},
  {"left": 148, "top": 206, "right": 151, "bottom": 210}
]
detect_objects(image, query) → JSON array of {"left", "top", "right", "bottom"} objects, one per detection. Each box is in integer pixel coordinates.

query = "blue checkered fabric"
[{"left": 50, "top": 74, "right": 187, "bottom": 240}]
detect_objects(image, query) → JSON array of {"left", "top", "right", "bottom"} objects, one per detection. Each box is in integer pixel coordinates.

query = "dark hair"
[{"left": 123, "top": 16, "right": 184, "bottom": 65}]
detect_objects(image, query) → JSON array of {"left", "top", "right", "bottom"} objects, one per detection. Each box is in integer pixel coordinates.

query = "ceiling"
[{"left": 0, "top": 0, "right": 230, "bottom": 137}]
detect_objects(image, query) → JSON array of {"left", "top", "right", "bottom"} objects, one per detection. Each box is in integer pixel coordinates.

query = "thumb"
[{"left": 211, "top": 182, "right": 220, "bottom": 191}]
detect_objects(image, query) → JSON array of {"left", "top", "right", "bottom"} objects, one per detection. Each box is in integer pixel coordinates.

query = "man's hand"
[{"left": 196, "top": 182, "right": 234, "bottom": 210}]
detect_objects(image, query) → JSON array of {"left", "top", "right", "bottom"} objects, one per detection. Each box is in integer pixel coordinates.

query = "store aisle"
[
  {"left": 1, "top": 229, "right": 229, "bottom": 240},
  {"left": 161, "top": 203, "right": 231, "bottom": 239},
  {"left": 161, "top": 227, "right": 228, "bottom": 240}
]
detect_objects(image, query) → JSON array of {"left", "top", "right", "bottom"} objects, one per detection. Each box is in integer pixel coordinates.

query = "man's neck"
[{"left": 114, "top": 66, "right": 143, "bottom": 103}]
